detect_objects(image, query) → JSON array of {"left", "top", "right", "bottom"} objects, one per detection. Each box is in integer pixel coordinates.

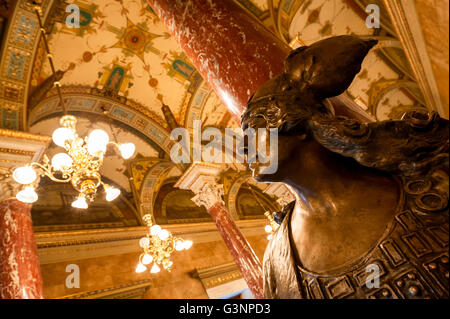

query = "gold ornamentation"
[
  {"left": 0, "top": 148, "right": 36, "bottom": 156},
  {"left": 12, "top": 114, "right": 134, "bottom": 207},
  {"left": 0, "top": 128, "right": 51, "bottom": 142},
  {"left": 136, "top": 214, "right": 192, "bottom": 274}
]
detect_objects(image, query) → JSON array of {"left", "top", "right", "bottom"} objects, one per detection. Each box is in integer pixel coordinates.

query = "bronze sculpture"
[{"left": 241, "top": 35, "right": 449, "bottom": 299}]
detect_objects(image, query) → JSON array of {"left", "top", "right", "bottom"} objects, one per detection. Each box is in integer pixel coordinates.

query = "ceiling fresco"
[{"left": 32, "top": 0, "right": 194, "bottom": 124}]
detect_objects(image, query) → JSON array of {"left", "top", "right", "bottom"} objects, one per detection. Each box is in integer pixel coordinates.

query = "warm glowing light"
[
  {"left": 51, "top": 153, "right": 73, "bottom": 171},
  {"left": 72, "top": 195, "right": 88, "bottom": 209},
  {"left": 139, "top": 237, "right": 150, "bottom": 248},
  {"left": 183, "top": 240, "right": 193, "bottom": 250},
  {"left": 267, "top": 234, "right": 273, "bottom": 241},
  {"left": 16, "top": 186, "right": 38, "bottom": 203},
  {"left": 150, "top": 264, "right": 161, "bottom": 274},
  {"left": 119, "top": 143, "right": 135, "bottom": 159},
  {"left": 158, "top": 229, "right": 170, "bottom": 241},
  {"left": 105, "top": 185, "right": 120, "bottom": 202},
  {"left": 265, "top": 225, "right": 273, "bottom": 233},
  {"left": 150, "top": 225, "right": 162, "bottom": 236},
  {"left": 87, "top": 129, "right": 109, "bottom": 155},
  {"left": 142, "top": 254, "right": 153, "bottom": 265},
  {"left": 135, "top": 263, "right": 147, "bottom": 273},
  {"left": 52, "top": 127, "right": 75, "bottom": 147},
  {"left": 175, "top": 240, "right": 184, "bottom": 251},
  {"left": 13, "top": 166, "right": 37, "bottom": 185},
  {"left": 138, "top": 216, "right": 191, "bottom": 273}
]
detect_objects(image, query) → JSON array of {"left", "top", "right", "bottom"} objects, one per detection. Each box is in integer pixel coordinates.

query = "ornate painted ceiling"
[
  {"left": 0, "top": 0, "right": 446, "bottom": 231},
  {"left": 26, "top": 0, "right": 431, "bottom": 137}
]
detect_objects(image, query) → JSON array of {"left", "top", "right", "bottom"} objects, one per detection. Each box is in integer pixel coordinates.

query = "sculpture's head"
[
  {"left": 241, "top": 35, "right": 449, "bottom": 182},
  {"left": 241, "top": 36, "right": 377, "bottom": 182}
]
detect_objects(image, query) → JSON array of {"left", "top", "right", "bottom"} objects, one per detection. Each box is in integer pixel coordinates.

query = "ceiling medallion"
[{"left": 112, "top": 19, "right": 161, "bottom": 62}]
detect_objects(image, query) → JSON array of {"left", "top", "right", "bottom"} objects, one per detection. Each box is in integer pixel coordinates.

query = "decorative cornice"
[
  {"left": 59, "top": 280, "right": 151, "bottom": 299},
  {"left": 0, "top": 128, "right": 51, "bottom": 142},
  {"left": 195, "top": 262, "right": 243, "bottom": 289},
  {"left": 0, "top": 147, "right": 36, "bottom": 156}
]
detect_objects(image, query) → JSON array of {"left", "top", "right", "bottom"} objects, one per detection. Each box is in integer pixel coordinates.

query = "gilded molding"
[
  {"left": 195, "top": 262, "right": 243, "bottom": 289},
  {"left": 0, "top": 128, "right": 51, "bottom": 142},
  {"left": 0, "top": 147, "right": 36, "bottom": 156},
  {"left": 59, "top": 280, "right": 152, "bottom": 299}
]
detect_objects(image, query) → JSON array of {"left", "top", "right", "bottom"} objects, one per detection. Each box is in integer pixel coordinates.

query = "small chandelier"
[
  {"left": 12, "top": 5, "right": 135, "bottom": 209},
  {"left": 264, "top": 211, "right": 279, "bottom": 241},
  {"left": 136, "top": 214, "right": 193, "bottom": 274},
  {"left": 13, "top": 115, "right": 136, "bottom": 208}
]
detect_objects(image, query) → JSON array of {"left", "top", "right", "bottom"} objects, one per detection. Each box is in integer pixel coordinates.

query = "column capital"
[
  {"left": 0, "top": 170, "right": 22, "bottom": 202},
  {"left": 0, "top": 129, "right": 51, "bottom": 201},
  {"left": 192, "top": 182, "right": 224, "bottom": 210}
]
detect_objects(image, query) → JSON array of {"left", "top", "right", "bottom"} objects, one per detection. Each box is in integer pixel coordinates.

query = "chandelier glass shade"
[
  {"left": 12, "top": 115, "right": 135, "bottom": 209},
  {"left": 136, "top": 214, "right": 193, "bottom": 274}
]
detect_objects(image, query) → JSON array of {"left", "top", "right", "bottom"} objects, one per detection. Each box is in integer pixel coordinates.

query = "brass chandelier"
[
  {"left": 264, "top": 211, "right": 279, "bottom": 240},
  {"left": 246, "top": 182, "right": 279, "bottom": 240},
  {"left": 12, "top": 6, "right": 135, "bottom": 209},
  {"left": 136, "top": 214, "right": 193, "bottom": 274}
]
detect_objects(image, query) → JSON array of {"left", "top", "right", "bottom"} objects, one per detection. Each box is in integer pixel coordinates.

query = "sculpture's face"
[
  {"left": 248, "top": 134, "right": 301, "bottom": 183},
  {"left": 242, "top": 110, "right": 305, "bottom": 183}
]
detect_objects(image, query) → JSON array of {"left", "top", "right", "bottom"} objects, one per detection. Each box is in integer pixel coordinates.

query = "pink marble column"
[
  {"left": 0, "top": 199, "right": 44, "bottom": 299},
  {"left": 148, "top": 0, "right": 373, "bottom": 123},
  {"left": 192, "top": 181, "right": 263, "bottom": 299},
  {"left": 208, "top": 202, "right": 264, "bottom": 299}
]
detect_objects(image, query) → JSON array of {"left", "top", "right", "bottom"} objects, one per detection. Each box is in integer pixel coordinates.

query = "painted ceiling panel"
[
  {"left": 286, "top": 0, "right": 421, "bottom": 120},
  {"left": 35, "top": 0, "right": 195, "bottom": 123}
]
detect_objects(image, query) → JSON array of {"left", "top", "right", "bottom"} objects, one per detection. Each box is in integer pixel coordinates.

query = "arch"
[
  {"left": 139, "top": 160, "right": 179, "bottom": 218},
  {"left": 370, "top": 79, "right": 421, "bottom": 115},
  {"left": 226, "top": 173, "right": 252, "bottom": 219},
  {"left": 29, "top": 86, "right": 174, "bottom": 156},
  {"left": 0, "top": 0, "right": 55, "bottom": 130}
]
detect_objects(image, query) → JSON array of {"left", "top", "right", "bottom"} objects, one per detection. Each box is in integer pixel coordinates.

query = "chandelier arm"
[{"left": 30, "top": 162, "right": 72, "bottom": 183}]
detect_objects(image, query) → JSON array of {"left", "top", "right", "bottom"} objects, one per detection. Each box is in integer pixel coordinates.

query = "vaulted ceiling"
[{"left": 1, "top": 0, "right": 447, "bottom": 232}]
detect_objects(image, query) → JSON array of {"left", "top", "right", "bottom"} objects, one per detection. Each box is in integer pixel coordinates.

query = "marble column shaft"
[
  {"left": 192, "top": 182, "right": 264, "bottom": 298},
  {"left": 207, "top": 202, "right": 264, "bottom": 299},
  {"left": 147, "top": 0, "right": 373, "bottom": 123},
  {"left": 0, "top": 199, "right": 44, "bottom": 299}
]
